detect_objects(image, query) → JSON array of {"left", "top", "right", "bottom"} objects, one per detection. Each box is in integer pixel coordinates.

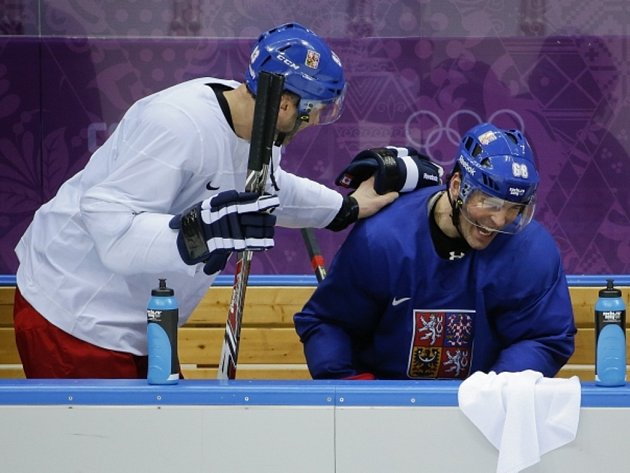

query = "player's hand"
[
  {"left": 335, "top": 146, "right": 443, "bottom": 194},
  {"left": 351, "top": 176, "right": 398, "bottom": 219},
  {"left": 169, "top": 190, "right": 279, "bottom": 274}
]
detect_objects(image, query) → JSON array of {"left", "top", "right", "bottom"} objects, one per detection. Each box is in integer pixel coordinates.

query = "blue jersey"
[{"left": 294, "top": 187, "right": 576, "bottom": 379}]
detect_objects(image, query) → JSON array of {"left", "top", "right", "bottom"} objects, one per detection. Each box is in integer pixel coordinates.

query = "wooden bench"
[{"left": 1, "top": 284, "right": 628, "bottom": 380}]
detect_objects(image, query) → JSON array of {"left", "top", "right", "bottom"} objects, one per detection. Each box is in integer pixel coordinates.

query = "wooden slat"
[
  {"left": 178, "top": 327, "right": 304, "bottom": 365},
  {"left": 182, "top": 365, "right": 310, "bottom": 380},
  {"left": 570, "top": 328, "right": 594, "bottom": 364},
  {"left": 558, "top": 365, "right": 630, "bottom": 383},
  {"left": 558, "top": 365, "right": 594, "bottom": 380},
  {"left": 0, "top": 326, "right": 305, "bottom": 365},
  {"left": 0, "top": 286, "right": 316, "bottom": 327},
  {"left": 0, "top": 328, "right": 21, "bottom": 364},
  {"left": 570, "top": 287, "right": 597, "bottom": 327},
  {"left": 0, "top": 286, "right": 14, "bottom": 304},
  {"left": 187, "top": 286, "right": 315, "bottom": 326},
  {"left": 0, "top": 287, "right": 15, "bottom": 327},
  {"left": 0, "top": 367, "right": 24, "bottom": 378}
]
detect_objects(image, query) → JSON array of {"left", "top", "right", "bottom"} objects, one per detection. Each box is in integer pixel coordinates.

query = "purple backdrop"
[{"left": 1, "top": 0, "right": 629, "bottom": 276}]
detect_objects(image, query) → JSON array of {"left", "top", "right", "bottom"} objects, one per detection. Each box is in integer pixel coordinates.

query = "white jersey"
[{"left": 15, "top": 77, "right": 342, "bottom": 355}]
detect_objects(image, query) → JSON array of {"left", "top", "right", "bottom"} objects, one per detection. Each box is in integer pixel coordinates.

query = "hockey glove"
[
  {"left": 169, "top": 190, "right": 279, "bottom": 275},
  {"left": 335, "top": 146, "right": 443, "bottom": 195}
]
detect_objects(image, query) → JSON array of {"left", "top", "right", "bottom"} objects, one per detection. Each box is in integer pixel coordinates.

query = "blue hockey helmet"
[
  {"left": 245, "top": 22, "right": 347, "bottom": 125},
  {"left": 455, "top": 122, "right": 540, "bottom": 234}
]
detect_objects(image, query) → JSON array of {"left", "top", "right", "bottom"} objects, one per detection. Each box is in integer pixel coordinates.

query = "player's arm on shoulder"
[
  {"left": 269, "top": 167, "right": 343, "bottom": 228},
  {"left": 327, "top": 146, "right": 444, "bottom": 230},
  {"left": 271, "top": 146, "right": 441, "bottom": 232}
]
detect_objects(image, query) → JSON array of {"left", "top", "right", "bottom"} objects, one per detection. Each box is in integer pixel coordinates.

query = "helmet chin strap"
[
  {"left": 446, "top": 183, "right": 466, "bottom": 240},
  {"left": 274, "top": 112, "right": 309, "bottom": 146}
]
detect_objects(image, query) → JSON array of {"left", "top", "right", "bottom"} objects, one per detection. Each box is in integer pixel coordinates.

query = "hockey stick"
[
  {"left": 300, "top": 228, "right": 327, "bottom": 283},
  {"left": 217, "top": 71, "right": 285, "bottom": 380}
]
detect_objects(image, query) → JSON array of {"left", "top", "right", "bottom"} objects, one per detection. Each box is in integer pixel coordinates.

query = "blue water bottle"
[
  {"left": 147, "top": 279, "right": 179, "bottom": 385},
  {"left": 595, "top": 279, "right": 626, "bottom": 386}
]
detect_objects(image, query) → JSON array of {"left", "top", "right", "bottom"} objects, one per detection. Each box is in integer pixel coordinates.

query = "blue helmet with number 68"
[
  {"left": 245, "top": 22, "right": 347, "bottom": 125},
  {"left": 454, "top": 122, "right": 540, "bottom": 234}
]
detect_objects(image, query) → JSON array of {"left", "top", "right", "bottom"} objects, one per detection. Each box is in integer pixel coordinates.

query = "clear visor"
[
  {"left": 460, "top": 190, "right": 535, "bottom": 235},
  {"left": 299, "top": 83, "right": 347, "bottom": 125}
]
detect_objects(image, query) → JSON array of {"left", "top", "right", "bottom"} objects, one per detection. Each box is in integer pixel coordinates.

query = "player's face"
[
  {"left": 306, "top": 99, "right": 344, "bottom": 125},
  {"left": 459, "top": 191, "right": 525, "bottom": 249},
  {"left": 274, "top": 92, "right": 345, "bottom": 145}
]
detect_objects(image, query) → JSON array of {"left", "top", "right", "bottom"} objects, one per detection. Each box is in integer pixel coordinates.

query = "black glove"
[
  {"left": 169, "top": 190, "right": 279, "bottom": 274},
  {"left": 335, "top": 146, "right": 443, "bottom": 195}
]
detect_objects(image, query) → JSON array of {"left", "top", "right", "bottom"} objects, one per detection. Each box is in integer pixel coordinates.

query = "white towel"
[{"left": 458, "top": 370, "right": 581, "bottom": 473}]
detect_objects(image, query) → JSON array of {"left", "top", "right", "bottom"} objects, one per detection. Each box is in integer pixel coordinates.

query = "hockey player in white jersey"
[{"left": 12, "top": 23, "right": 425, "bottom": 378}]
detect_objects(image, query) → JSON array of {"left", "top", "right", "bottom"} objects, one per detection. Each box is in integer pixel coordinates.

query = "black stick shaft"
[{"left": 217, "top": 72, "right": 285, "bottom": 380}]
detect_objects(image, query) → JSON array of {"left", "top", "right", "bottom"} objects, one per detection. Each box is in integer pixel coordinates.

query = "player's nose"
[{"left": 488, "top": 209, "right": 511, "bottom": 228}]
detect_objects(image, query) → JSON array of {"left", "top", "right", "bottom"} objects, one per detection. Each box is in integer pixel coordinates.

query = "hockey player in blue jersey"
[{"left": 294, "top": 122, "right": 576, "bottom": 380}]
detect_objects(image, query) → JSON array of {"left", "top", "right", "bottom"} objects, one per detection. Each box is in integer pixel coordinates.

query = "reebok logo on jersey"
[{"left": 392, "top": 297, "right": 411, "bottom": 306}]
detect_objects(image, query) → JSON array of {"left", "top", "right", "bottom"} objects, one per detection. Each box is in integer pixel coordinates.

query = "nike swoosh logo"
[
  {"left": 206, "top": 182, "right": 220, "bottom": 191},
  {"left": 392, "top": 297, "right": 411, "bottom": 306}
]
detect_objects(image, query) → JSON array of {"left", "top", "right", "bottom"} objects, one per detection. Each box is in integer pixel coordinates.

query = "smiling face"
[
  {"left": 447, "top": 172, "right": 533, "bottom": 250},
  {"left": 459, "top": 191, "right": 524, "bottom": 249}
]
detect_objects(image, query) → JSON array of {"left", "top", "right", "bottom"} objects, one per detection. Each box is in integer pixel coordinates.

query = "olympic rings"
[{"left": 404, "top": 108, "right": 526, "bottom": 162}]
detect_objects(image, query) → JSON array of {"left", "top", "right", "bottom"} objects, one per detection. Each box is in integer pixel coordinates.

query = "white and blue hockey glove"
[
  {"left": 169, "top": 190, "right": 279, "bottom": 275},
  {"left": 335, "top": 146, "right": 444, "bottom": 195}
]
